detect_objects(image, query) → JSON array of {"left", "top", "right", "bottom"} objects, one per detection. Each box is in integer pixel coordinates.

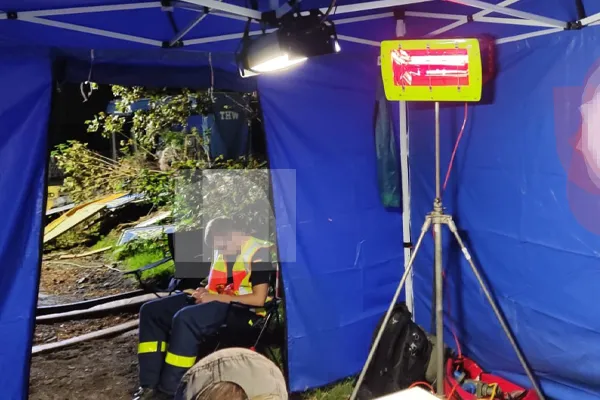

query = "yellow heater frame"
[{"left": 381, "top": 38, "right": 483, "bottom": 102}]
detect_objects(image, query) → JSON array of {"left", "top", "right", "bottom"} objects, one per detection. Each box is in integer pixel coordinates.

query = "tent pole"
[
  {"left": 449, "top": 0, "right": 566, "bottom": 28},
  {"left": 475, "top": 16, "right": 559, "bottom": 27},
  {"left": 184, "top": 29, "right": 380, "bottom": 49},
  {"left": 406, "top": 11, "right": 465, "bottom": 20},
  {"left": 396, "top": 18, "right": 414, "bottom": 316},
  {"left": 427, "top": 0, "right": 521, "bottom": 36},
  {"left": 320, "top": 0, "right": 433, "bottom": 16},
  {"left": 180, "top": 0, "right": 261, "bottom": 20},
  {"left": 184, "top": 29, "right": 275, "bottom": 45},
  {"left": 334, "top": 13, "right": 394, "bottom": 24},
  {"left": 172, "top": 2, "right": 255, "bottom": 22},
  {"left": 275, "top": 0, "right": 295, "bottom": 18},
  {"left": 3, "top": 2, "right": 161, "bottom": 18},
  {"left": 399, "top": 98, "right": 414, "bottom": 315},
  {"left": 495, "top": 27, "right": 563, "bottom": 45},
  {"left": 276, "top": 0, "right": 434, "bottom": 17},
  {"left": 580, "top": 12, "right": 600, "bottom": 26},
  {"left": 336, "top": 35, "right": 380, "bottom": 47},
  {"left": 169, "top": 12, "right": 209, "bottom": 46},
  {"left": 433, "top": 102, "right": 445, "bottom": 395}
]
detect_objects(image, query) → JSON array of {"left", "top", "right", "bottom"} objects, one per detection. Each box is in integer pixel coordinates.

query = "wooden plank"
[
  {"left": 43, "top": 203, "right": 106, "bottom": 243},
  {"left": 58, "top": 246, "right": 113, "bottom": 259},
  {"left": 32, "top": 320, "right": 139, "bottom": 355},
  {"left": 43, "top": 192, "right": 128, "bottom": 243}
]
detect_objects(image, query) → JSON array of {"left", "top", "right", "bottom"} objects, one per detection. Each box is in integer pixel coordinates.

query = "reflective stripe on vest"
[
  {"left": 206, "top": 237, "right": 272, "bottom": 316},
  {"left": 165, "top": 352, "right": 197, "bottom": 368},
  {"left": 138, "top": 341, "right": 167, "bottom": 354}
]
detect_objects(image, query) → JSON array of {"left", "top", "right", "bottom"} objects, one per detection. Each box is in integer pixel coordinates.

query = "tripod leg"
[
  {"left": 433, "top": 221, "right": 445, "bottom": 395},
  {"left": 447, "top": 221, "right": 546, "bottom": 400},
  {"left": 349, "top": 217, "right": 432, "bottom": 400}
]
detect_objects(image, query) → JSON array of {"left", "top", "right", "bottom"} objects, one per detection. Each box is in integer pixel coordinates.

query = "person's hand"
[
  {"left": 196, "top": 292, "right": 219, "bottom": 304},
  {"left": 191, "top": 287, "right": 207, "bottom": 303}
]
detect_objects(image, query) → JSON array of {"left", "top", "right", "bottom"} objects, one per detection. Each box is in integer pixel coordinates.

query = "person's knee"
[
  {"left": 140, "top": 299, "right": 165, "bottom": 321},
  {"left": 172, "top": 306, "right": 196, "bottom": 328}
]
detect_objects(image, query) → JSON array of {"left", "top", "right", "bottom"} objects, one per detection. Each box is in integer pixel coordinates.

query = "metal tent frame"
[
  {"left": 3, "top": 0, "right": 597, "bottom": 49},
  {"left": 2, "top": 0, "right": 595, "bottom": 314}
]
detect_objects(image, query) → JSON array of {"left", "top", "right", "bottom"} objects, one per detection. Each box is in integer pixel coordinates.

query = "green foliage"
[
  {"left": 117, "top": 236, "right": 174, "bottom": 281},
  {"left": 303, "top": 380, "right": 354, "bottom": 400},
  {"left": 107, "top": 234, "right": 174, "bottom": 280},
  {"left": 114, "top": 236, "right": 169, "bottom": 261},
  {"left": 91, "top": 233, "right": 119, "bottom": 251},
  {"left": 54, "top": 85, "right": 267, "bottom": 218}
]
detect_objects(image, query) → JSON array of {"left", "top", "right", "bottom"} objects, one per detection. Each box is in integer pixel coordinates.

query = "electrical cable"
[
  {"left": 441, "top": 102, "right": 468, "bottom": 359},
  {"left": 447, "top": 381, "right": 460, "bottom": 399},
  {"left": 489, "top": 382, "right": 499, "bottom": 399},
  {"left": 443, "top": 103, "right": 469, "bottom": 192},
  {"left": 409, "top": 381, "right": 435, "bottom": 393}
]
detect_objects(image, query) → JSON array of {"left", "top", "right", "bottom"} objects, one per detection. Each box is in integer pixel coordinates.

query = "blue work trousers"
[{"left": 137, "top": 294, "right": 230, "bottom": 395}]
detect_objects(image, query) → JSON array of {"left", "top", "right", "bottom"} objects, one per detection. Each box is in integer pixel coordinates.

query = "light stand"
[{"left": 350, "top": 103, "right": 546, "bottom": 400}]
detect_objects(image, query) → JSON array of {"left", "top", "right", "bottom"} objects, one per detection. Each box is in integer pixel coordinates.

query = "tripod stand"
[{"left": 350, "top": 102, "right": 546, "bottom": 400}]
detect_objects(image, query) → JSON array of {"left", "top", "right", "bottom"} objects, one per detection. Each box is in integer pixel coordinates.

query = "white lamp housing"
[
  {"left": 239, "top": 31, "right": 308, "bottom": 78},
  {"left": 237, "top": 9, "right": 341, "bottom": 78}
]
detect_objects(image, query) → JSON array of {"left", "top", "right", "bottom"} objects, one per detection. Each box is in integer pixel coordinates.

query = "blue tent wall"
[
  {"left": 2, "top": 1, "right": 600, "bottom": 398},
  {"left": 408, "top": 30, "right": 600, "bottom": 400},
  {"left": 259, "top": 51, "right": 405, "bottom": 391},
  {"left": 0, "top": 51, "right": 51, "bottom": 399}
]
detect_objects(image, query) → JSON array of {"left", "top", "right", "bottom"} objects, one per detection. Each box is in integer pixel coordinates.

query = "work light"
[{"left": 237, "top": 9, "right": 341, "bottom": 78}]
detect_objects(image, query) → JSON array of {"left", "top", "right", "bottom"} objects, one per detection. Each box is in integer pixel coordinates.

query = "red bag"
[{"left": 444, "top": 357, "right": 539, "bottom": 400}]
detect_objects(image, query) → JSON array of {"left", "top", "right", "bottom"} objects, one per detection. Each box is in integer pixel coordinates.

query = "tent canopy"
[
  {"left": 3, "top": 0, "right": 598, "bottom": 88},
  {"left": 1, "top": 1, "right": 600, "bottom": 399}
]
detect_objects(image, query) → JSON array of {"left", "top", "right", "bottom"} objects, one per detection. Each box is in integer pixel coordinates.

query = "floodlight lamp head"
[{"left": 237, "top": 9, "right": 341, "bottom": 78}]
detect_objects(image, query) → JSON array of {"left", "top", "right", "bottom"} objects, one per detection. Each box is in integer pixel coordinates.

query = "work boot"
[{"left": 132, "top": 387, "right": 172, "bottom": 400}]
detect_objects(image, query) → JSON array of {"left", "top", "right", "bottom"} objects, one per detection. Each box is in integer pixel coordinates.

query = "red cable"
[
  {"left": 443, "top": 103, "right": 469, "bottom": 192},
  {"left": 409, "top": 381, "right": 435, "bottom": 393},
  {"left": 447, "top": 382, "right": 460, "bottom": 400},
  {"left": 444, "top": 103, "right": 468, "bottom": 359}
]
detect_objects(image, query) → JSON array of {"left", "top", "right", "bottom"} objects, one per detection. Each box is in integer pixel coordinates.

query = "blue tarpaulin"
[
  {"left": 260, "top": 52, "right": 404, "bottom": 391},
  {"left": 0, "top": 50, "right": 51, "bottom": 398},
  {"left": 408, "top": 29, "right": 600, "bottom": 400},
  {"left": 1, "top": 1, "right": 600, "bottom": 399}
]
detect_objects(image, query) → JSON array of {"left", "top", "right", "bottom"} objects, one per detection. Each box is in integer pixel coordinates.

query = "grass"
[
  {"left": 303, "top": 380, "right": 354, "bottom": 400},
  {"left": 91, "top": 232, "right": 119, "bottom": 250},
  {"left": 123, "top": 248, "right": 175, "bottom": 280},
  {"left": 92, "top": 232, "right": 174, "bottom": 281}
]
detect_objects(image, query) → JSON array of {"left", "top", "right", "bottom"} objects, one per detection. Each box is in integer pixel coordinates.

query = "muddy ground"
[
  {"left": 34, "top": 314, "right": 137, "bottom": 345},
  {"left": 38, "top": 255, "right": 136, "bottom": 306},
  {"left": 30, "top": 335, "right": 139, "bottom": 400},
  {"left": 31, "top": 251, "right": 142, "bottom": 399}
]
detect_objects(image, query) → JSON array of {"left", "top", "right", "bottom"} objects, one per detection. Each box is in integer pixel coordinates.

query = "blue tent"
[{"left": 1, "top": 1, "right": 600, "bottom": 399}]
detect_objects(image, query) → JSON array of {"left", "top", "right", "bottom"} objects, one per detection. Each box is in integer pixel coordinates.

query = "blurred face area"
[
  {"left": 579, "top": 86, "right": 600, "bottom": 189},
  {"left": 213, "top": 233, "right": 239, "bottom": 256}
]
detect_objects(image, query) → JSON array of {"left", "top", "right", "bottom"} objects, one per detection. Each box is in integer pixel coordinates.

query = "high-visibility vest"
[{"left": 206, "top": 237, "right": 272, "bottom": 315}]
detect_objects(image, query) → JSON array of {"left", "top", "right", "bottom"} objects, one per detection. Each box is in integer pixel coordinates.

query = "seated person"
[{"left": 134, "top": 217, "right": 275, "bottom": 400}]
